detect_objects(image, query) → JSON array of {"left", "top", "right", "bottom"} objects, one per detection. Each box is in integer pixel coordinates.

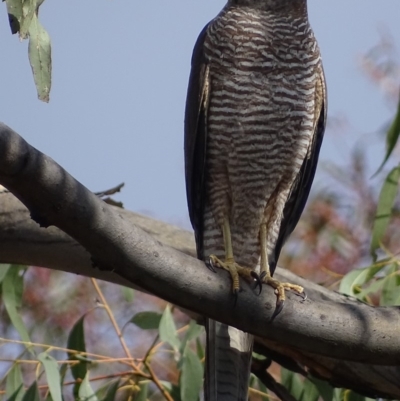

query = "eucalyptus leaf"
[
  {"left": 381, "top": 264, "right": 400, "bottom": 306},
  {"left": 28, "top": 14, "right": 52, "bottom": 102},
  {"left": 100, "top": 380, "right": 120, "bottom": 401},
  {"left": 67, "top": 315, "right": 87, "bottom": 380},
  {"left": 129, "top": 311, "right": 162, "bottom": 330},
  {"left": 370, "top": 166, "right": 400, "bottom": 260},
  {"left": 180, "top": 346, "right": 203, "bottom": 401},
  {"left": 310, "top": 377, "right": 334, "bottom": 401},
  {"left": 19, "top": 0, "right": 36, "bottom": 39},
  {"left": 22, "top": 381, "right": 40, "bottom": 401},
  {"left": 79, "top": 372, "right": 99, "bottom": 401},
  {"left": 180, "top": 320, "right": 203, "bottom": 354},
  {"left": 339, "top": 264, "right": 385, "bottom": 297},
  {"left": 159, "top": 305, "right": 181, "bottom": 350},
  {"left": 135, "top": 381, "right": 149, "bottom": 401},
  {"left": 67, "top": 315, "right": 88, "bottom": 397},
  {"left": 38, "top": 353, "right": 63, "bottom": 401},
  {"left": 300, "top": 379, "right": 320, "bottom": 401},
  {"left": 374, "top": 96, "right": 400, "bottom": 175},
  {"left": 6, "top": 364, "right": 25, "bottom": 401},
  {"left": 2, "top": 266, "right": 32, "bottom": 348},
  {"left": 5, "top": 0, "right": 22, "bottom": 34},
  {"left": 281, "top": 368, "right": 303, "bottom": 400}
]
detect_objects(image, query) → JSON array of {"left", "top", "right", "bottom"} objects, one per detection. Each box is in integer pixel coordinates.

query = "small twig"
[
  {"left": 142, "top": 334, "right": 160, "bottom": 364},
  {"left": 0, "top": 337, "right": 138, "bottom": 366},
  {"left": 144, "top": 361, "right": 174, "bottom": 401},
  {"left": 90, "top": 278, "right": 141, "bottom": 373},
  {"left": 94, "top": 183, "right": 125, "bottom": 197},
  {"left": 0, "top": 370, "right": 147, "bottom": 395},
  {"left": 0, "top": 359, "right": 78, "bottom": 365}
]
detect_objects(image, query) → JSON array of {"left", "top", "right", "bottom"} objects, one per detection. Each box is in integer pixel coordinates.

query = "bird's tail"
[{"left": 204, "top": 318, "right": 253, "bottom": 401}]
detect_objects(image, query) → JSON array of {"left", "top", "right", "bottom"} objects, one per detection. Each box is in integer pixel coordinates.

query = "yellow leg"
[
  {"left": 209, "top": 217, "right": 254, "bottom": 294},
  {"left": 259, "top": 223, "right": 305, "bottom": 319}
]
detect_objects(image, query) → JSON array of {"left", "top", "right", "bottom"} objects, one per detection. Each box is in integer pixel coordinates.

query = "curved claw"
[
  {"left": 270, "top": 299, "right": 284, "bottom": 322},
  {"left": 206, "top": 257, "right": 216, "bottom": 273},
  {"left": 300, "top": 291, "right": 307, "bottom": 302},
  {"left": 233, "top": 288, "right": 239, "bottom": 307},
  {"left": 251, "top": 271, "right": 263, "bottom": 295}
]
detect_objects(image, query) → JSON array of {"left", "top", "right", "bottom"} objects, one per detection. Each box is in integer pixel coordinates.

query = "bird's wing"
[
  {"left": 184, "top": 23, "right": 210, "bottom": 260},
  {"left": 269, "top": 66, "right": 328, "bottom": 275},
  {"left": 184, "top": 24, "right": 253, "bottom": 401}
]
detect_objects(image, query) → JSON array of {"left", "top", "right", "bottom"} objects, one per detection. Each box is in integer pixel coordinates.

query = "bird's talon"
[
  {"left": 251, "top": 271, "right": 262, "bottom": 295},
  {"left": 300, "top": 291, "right": 307, "bottom": 301},
  {"left": 233, "top": 289, "right": 239, "bottom": 306},
  {"left": 270, "top": 300, "right": 284, "bottom": 322},
  {"left": 206, "top": 258, "right": 216, "bottom": 273}
]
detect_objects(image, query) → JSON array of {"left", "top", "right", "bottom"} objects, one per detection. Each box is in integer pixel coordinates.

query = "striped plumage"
[{"left": 185, "top": 1, "right": 326, "bottom": 400}]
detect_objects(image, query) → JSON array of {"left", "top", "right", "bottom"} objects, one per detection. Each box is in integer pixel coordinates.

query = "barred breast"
[{"left": 202, "top": 5, "right": 322, "bottom": 269}]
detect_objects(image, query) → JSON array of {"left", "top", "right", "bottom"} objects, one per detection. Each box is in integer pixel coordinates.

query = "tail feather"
[{"left": 205, "top": 319, "right": 253, "bottom": 401}]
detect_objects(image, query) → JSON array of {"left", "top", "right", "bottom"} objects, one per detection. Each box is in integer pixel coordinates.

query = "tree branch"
[{"left": 0, "top": 122, "right": 400, "bottom": 398}]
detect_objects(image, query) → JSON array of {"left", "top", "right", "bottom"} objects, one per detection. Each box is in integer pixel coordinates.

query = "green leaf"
[
  {"left": 180, "top": 346, "right": 203, "bottom": 401},
  {"left": 135, "top": 382, "right": 149, "bottom": 401},
  {"left": 170, "top": 385, "right": 182, "bottom": 401},
  {"left": 159, "top": 381, "right": 173, "bottom": 392},
  {"left": 129, "top": 311, "right": 162, "bottom": 330},
  {"left": 375, "top": 95, "right": 400, "bottom": 175},
  {"left": 339, "top": 264, "right": 385, "bottom": 297},
  {"left": 180, "top": 321, "right": 203, "bottom": 354},
  {"left": 22, "top": 381, "right": 41, "bottom": 401},
  {"left": 356, "top": 273, "right": 395, "bottom": 300},
  {"left": 159, "top": 305, "right": 181, "bottom": 350},
  {"left": 44, "top": 393, "right": 54, "bottom": 401},
  {"left": 256, "top": 376, "right": 268, "bottom": 395},
  {"left": 2, "top": 266, "right": 32, "bottom": 348},
  {"left": 6, "top": 364, "right": 25, "bottom": 401},
  {"left": 300, "top": 379, "right": 319, "bottom": 401},
  {"left": 196, "top": 338, "right": 204, "bottom": 361},
  {"left": 121, "top": 286, "right": 134, "bottom": 302},
  {"left": 310, "top": 377, "right": 334, "bottom": 401},
  {"left": 79, "top": 372, "right": 99, "bottom": 401},
  {"left": 67, "top": 316, "right": 87, "bottom": 380},
  {"left": 344, "top": 390, "right": 367, "bottom": 401},
  {"left": 67, "top": 315, "right": 88, "bottom": 397},
  {"left": 100, "top": 380, "right": 120, "bottom": 401},
  {"left": 333, "top": 388, "right": 343, "bottom": 401},
  {"left": 38, "top": 353, "right": 63, "bottom": 401},
  {"left": 4, "top": 0, "right": 22, "bottom": 34},
  {"left": 281, "top": 368, "right": 303, "bottom": 400},
  {"left": 59, "top": 363, "right": 68, "bottom": 388},
  {"left": 28, "top": 13, "right": 52, "bottom": 102},
  {"left": 0, "top": 264, "right": 11, "bottom": 283},
  {"left": 19, "top": 0, "right": 36, "bottom": 39},
  {"left": 370, "top": 166, "right": 400, "bottom": 260},
  {"left": 381, "top": 264, "right": 400, "bottom": 306}
]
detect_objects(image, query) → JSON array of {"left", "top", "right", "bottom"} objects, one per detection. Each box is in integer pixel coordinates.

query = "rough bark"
[{"left": 0, "top": 122, "right": 399, "bottom": 398}]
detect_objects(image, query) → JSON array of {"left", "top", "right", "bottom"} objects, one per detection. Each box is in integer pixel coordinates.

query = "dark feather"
[
  {"left": 269, "top": 71, "right": 328, "bottom": 275},
  {"left": 184, "top": 23, "right": 211, "bottom": 260}
]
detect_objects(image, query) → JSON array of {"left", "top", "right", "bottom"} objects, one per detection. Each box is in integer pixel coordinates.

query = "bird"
[{"left": 184, "top": 0, "right": 327, "bottom": 400}]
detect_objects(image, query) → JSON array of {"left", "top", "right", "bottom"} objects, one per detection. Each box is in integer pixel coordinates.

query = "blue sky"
[{"left": 1, "top": 0, "right": 399, "bottom": 227}]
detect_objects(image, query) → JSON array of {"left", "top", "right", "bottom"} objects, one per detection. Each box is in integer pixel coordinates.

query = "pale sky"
[{"left": 1, "top": 0, "right": 399, "bottom": 227}]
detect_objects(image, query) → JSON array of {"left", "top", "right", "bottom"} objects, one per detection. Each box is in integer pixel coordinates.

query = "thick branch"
[{"left": 0, "top": 122, "right": 400, "bottom": 398}]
